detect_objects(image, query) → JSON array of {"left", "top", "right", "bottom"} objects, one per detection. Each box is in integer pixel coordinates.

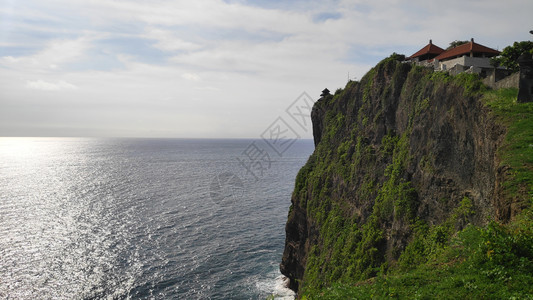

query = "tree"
[
  {"left": 447, "top": 40, "right": 469, "bottom": 50},
  {"left": 490, "top": 41, "right": 533, "bottom": 72}
]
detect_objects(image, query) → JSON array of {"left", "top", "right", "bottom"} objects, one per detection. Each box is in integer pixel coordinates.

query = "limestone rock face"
[{"left": 280, "top": 56, "right": 512, "bottom": 293}]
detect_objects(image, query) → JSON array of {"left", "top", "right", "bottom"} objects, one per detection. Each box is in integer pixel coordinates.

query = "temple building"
[
  {"left": 407, "top": 39, "right": 444, "bottom": 64},
  {"left": 408, "top": 38, "right": 501, "bottom": 76},
  {"left": 407, "top": 38, "right": 531, "bottom": 100}
]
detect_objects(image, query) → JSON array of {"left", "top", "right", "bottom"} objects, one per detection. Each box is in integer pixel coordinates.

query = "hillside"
[{"left": 280, "top": 54, "right": 533, "bottom": 298}]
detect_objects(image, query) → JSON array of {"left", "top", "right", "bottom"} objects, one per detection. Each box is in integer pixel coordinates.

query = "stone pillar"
[{"left": 517, "top": 53, "right": 533, "bottom": 103}]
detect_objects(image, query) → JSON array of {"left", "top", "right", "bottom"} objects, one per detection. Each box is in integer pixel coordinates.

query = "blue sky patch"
[
  {"left": 66, "top": 49, "right": 126, "bottom": 72},
  {"left": 312, "top": 12, "right": 342, "bottom": 23},
  {"left": 0, "top": 46, "right": 39, "bottom": 57},
  {"left": 96, "top": 37, "right": 170, "bottom": 65}
]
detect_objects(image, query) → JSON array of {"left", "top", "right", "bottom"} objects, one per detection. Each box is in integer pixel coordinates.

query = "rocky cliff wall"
[{"left": 280, "top": 55, "right": 514, "bottom": 293}]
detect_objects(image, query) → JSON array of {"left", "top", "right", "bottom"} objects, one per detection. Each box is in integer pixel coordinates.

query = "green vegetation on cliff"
[
  {"left": 484, "top": 88, "right": 533, "bottom": 202},
  {"left": 307, "top": 214, "right": 533, "bottom": 299},
  {"left": 282, "top": 55, "right": 533, "bottom": 298}
]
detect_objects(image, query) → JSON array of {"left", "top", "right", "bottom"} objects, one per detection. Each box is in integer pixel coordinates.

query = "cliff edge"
[{"left": 280, "top": 55, "right": 532, "bottom": 296}]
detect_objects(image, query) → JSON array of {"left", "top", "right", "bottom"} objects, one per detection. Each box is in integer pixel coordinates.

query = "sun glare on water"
[{"left": 0, "top": 137, "right": 39, "bottom": 159}]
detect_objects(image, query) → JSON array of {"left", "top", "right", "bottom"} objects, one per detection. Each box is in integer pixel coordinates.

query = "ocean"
[{"left": 0, "top": 137, "right": 314, "bottom": 299}]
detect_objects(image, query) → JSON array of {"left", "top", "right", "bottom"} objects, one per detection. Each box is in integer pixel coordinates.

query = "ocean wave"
[{"left": 256, "top": 274, "right": 295, "bottom": 300}]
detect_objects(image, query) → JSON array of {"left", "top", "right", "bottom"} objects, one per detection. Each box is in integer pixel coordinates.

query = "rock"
[{"left": 280, "top": 56, "right": 513, "bottom": 293}]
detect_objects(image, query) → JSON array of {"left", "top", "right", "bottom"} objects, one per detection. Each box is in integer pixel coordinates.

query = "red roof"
[
  {"left": 409, "top": 41, "right": 445, "bottom": 59},
  {"left": 435, "top": 40, "right": 500, "bottom": 61}
]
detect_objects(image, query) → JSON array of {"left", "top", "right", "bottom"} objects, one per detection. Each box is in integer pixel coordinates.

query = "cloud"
[
  {"left": 26, "top": 79, "right": 78, "bottom": 91},
  {"left": 1, "top": 0, "right": 533, "bottom": 138},
  {"left": 182, "top": 73, "right": 201, "bottom": 81},
  {"left": 1, "top": 36, "right": 91, "bottom": 71},
  {"left": 145, "top": 28, "right": 202, "bottom": 52}
]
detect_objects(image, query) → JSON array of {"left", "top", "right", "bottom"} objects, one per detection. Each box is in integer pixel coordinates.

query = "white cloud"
[
  {"left": 181, "top": 73, "right": 201, "bottom": 81},
  {"left": 26, "top": 79, "right": 78, "bottom": 91},
  {"left": 1, "top": 36, "right": 91, "bottom": 72},
  {"left": 145, "top": 28, "right": 202, "bottom": 52}
]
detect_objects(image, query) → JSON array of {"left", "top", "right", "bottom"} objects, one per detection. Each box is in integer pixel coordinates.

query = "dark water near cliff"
[{"left": 0, "top": 137, "right": 314, "bottom": 299}]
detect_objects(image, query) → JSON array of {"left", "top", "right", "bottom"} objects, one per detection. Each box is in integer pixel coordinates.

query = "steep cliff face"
[{"left": 280, "top": 55, "right": 520, "bottom": 293}]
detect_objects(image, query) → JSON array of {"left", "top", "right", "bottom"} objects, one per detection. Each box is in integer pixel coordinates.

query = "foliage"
[
  {"left": 374, "top": 132, "right": 416, "bottom": 222},
  {"left": 306, "top": 211, "right": 533, "bottom": 299},
  {"left": 447, "top": 40, "right": 469, "bottom": 50},
  {"left": 384, "top": 52, "right": 406, "bottom": 62},
  {"left": 452, "top": 73, "right": 487, "bottom": 97},
  {"left": 490, "top": 41, "right": 533, "bottom": 72},
  {"left": 397, "top": 197, "right": 474, "bottom": 270}
]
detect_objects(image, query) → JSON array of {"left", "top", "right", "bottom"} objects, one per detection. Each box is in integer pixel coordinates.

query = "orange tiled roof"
[
  {"left": 409, "top": 41, "right": 445, "bottom": 59},
  {"left": 435, "top": 40, "right": 500, "bottom": 61}
]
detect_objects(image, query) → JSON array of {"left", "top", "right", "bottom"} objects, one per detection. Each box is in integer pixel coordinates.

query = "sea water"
[{"left": 0, "top": 137, "right": 313, "bottom": 299}]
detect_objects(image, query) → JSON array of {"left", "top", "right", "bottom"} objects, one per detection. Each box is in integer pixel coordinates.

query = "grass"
[{"left": 483, "top": 88, "right": 533, "bottom": 202}]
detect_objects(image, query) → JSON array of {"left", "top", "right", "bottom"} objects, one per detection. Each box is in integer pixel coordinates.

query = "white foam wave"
[
  {"left": 273, "top": 275, "right": 296, "bottom": 299},
  {"left": 256, "top": 274, "right": 295, "bottom": 300}
]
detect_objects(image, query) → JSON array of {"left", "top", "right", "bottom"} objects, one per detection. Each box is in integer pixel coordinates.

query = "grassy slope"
[
  {"left": 302, "top": 86, "right": 533, "bottom": 299},
  {"left": 485, "top": 88, "right": 533, "bottom": 200}
]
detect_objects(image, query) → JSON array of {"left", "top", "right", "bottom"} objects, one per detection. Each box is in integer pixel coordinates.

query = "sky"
[{"left": 1, "top": 0, "right": 532, "bottom": 138}]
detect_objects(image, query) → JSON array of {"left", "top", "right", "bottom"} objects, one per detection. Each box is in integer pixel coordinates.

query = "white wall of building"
[{"left": 439, "top": 56, "right": 492, "bottom": 71}]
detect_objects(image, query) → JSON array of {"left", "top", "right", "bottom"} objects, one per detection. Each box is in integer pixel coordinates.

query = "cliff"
[{"left": 280, "top": 55, "right": 533, "bottom": 297}]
